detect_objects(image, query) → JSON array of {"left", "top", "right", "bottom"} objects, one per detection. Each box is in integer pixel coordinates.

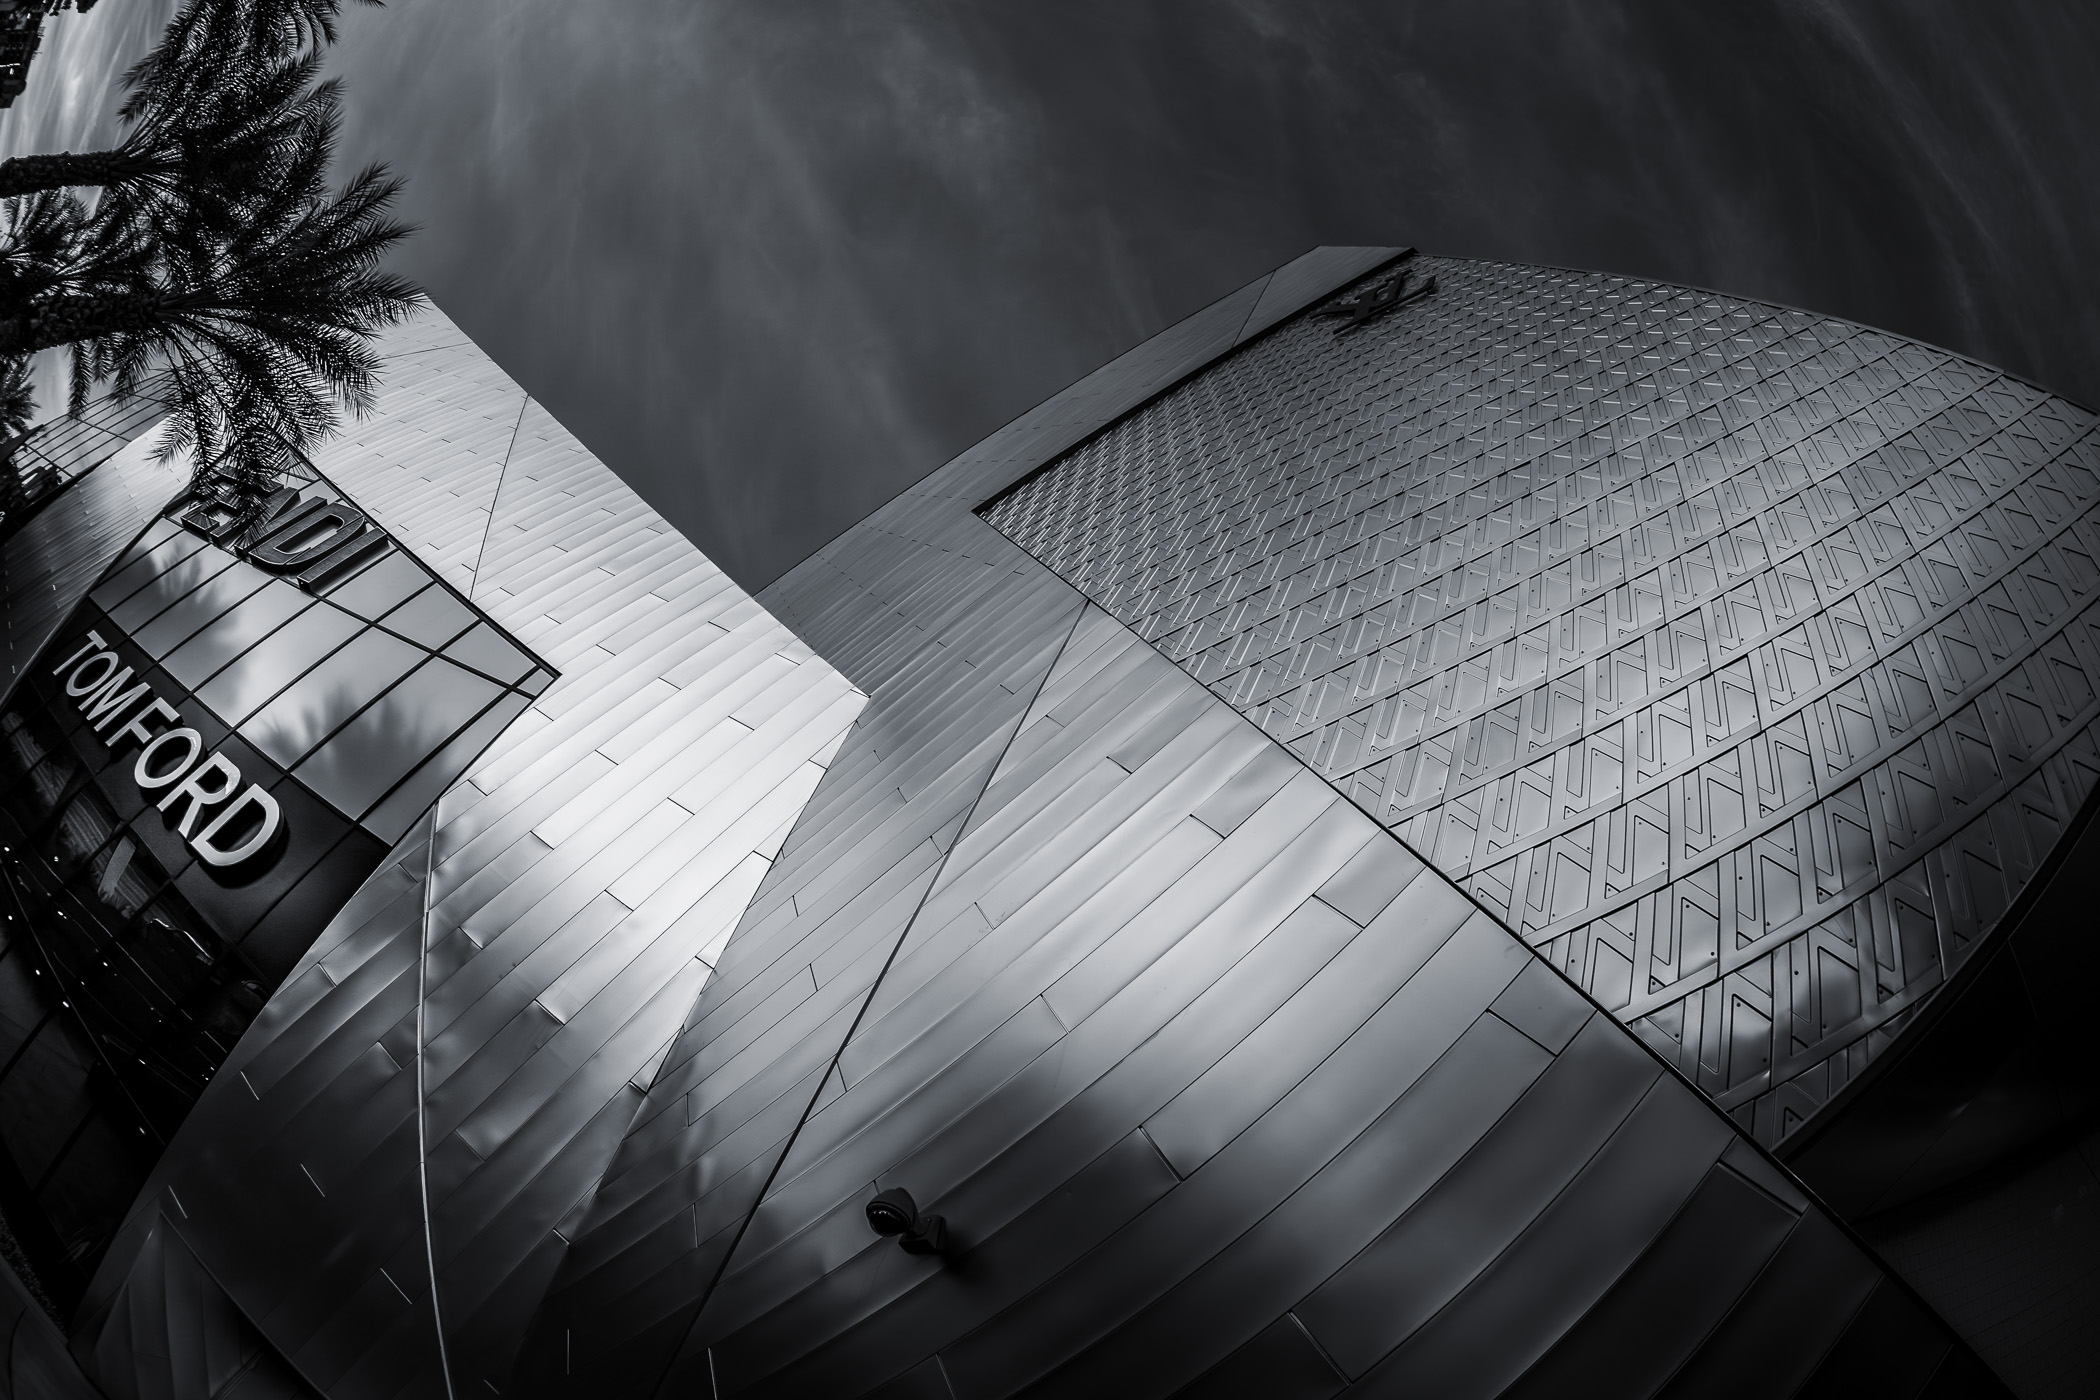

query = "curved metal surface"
[
  {"left": 1777, "top": 766, "right": 2100, "bottom": 1397},
  {"left": 568, "top": 586, "right": 1987, "bottom": 1399},
  {"left": 0, "top": 259, "right": 2021, "bottom": 1400},
  {"left": 69, "top": 309, "right": 866, "bottom": 1399},
  {"left": 983, "top": 253, "right": 2100, "bottom": 1150}
]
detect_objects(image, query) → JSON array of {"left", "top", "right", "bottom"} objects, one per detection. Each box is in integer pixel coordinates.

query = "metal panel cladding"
[
  {"left": 491, "top": 249, "right": 1992, "bottom": 1400},
  {"left": 0, "top": 263, "right": 2005, "bottom": 1400},
  {"left": 982, "top": 253, "right": 2100, "bottom": 1145},
  {"left": 60, "top": 307, "right": 868, "bottom": 1399}
]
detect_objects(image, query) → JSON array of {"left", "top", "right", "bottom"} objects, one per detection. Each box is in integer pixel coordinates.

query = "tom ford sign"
[{"left": 50, "top": 629, "right": 283, "bottom": 869}]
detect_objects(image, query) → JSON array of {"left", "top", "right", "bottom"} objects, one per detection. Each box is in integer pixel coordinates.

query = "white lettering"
[
  {"left": 194, "top": 785, "right": 281, "bottom": 867},
  {"left": 45, "top": 631, "right": 292, "bottom": 871},
  {"left": 159, "top": 753, "right": 243, "bottom": 838},
  {"left": 51, "top": 630, "right": 107, "bottom": 677},
  {"left": 65, "top": 651, "right": 119, "bottom": 697},
  {"left": 113, "top": 698, "right": 179, "bottom": 753},
  {"left": 80, "top": 666, "right": 150, "bottom": 732},
  {"left": 134, "top": 728, "right": 203, "bottom": 791}
]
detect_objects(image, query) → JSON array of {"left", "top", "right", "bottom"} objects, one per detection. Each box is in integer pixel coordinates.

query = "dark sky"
[{"left": 11, "top": 2, "right": 2100, "bottom": 591}]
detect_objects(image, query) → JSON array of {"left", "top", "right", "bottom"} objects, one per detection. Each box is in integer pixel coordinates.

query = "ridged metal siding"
[
  {"left": 496, "top": 251, "right": 1994, "bottom": 1398},
  {"left": 70, "top": 308, "right": 867, "bottom": 1399},
  {"left": 0, "top": 260, "right": 2003, "bottom": 1399},
  {"left": 984, "top": 254, "right": 2100, "bottom": 1146}
]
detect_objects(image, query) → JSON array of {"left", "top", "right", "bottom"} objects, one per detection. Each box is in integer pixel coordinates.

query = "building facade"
[{"left": 0, "top": 249, "right": 2086, "bottom": 1399}]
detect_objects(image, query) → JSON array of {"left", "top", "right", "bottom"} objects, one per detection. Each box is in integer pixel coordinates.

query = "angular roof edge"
[{"left": 758, "top": 245, "right": 1403, "bottom": 606}]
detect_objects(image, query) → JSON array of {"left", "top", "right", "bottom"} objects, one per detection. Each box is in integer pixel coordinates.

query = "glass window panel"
[
  {"left": 87, "top": 835, "right": 154, "bottom": 922},
  {"left": 362, "top": 690, "right": 531, "bottom": 842},
  {"left": 294, "top": 657, "right": 502, "bottom": 821},
  {"left": 0, "top": 1017, "right": 94, "bottom": 1183},
  {"left": 441, "top": 622, "right": 533, "bottom": 687},
  {"left": 34, "top": 1114, "right": 146, "bottom": 1265},
  {"left": 1, "top": 711, "right": 81, "bottom": 821},
  {"left": 162, "top": 581, "right": 320, "bottom": 696},
  {"left": 241, "top": 628, "right": 422, "bottom": 770},
  {"left": 103, "top": 519, "right": 183, "bottom": 579},
  {"left": 44, "top": 786, "right": 117, "bottom": 881},
  {"left": 129, "top": 557, "right": 270, "bottom": 660},
  {"left": 380, "top": 585, "right": 475, "bottom": 650},
  {"left": 321, "top": 552, "right": 427, "bottom": 621},
  {"left": 0, "top": 954, "right": 41, "bottom": 1068},
  {"left": 88, "top": 528, "right": 208, "bottom": 615},
  {"left": 105, "top": 544, "right": 237, "bottom": 637},
  {"left": 187, "top": 594, "right": 359, "bottom": 721}
]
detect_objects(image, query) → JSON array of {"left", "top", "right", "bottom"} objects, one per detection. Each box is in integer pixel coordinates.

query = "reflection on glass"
[
  {"left": 88, "top": 530, "right": 208, "bottom": 617},
  {"left": 192, "top": 598, "right": 361, "bottom": 724},
  {"left": 241, "top": 627, "right": 422, "bottom": 770},
  {"left": 160, "top": 579, "right": 318, "bottom": 694},
  {"left": 323, "top": 550, "right": 426, "bottom": 621},
  {"left": 0, "top": 695, "right": 276, "bottom": 1302},
  {"left": 106, "top": 544, "right": 238, "bottom": 637},
  {"left": 380, "top": 584, "right": 475, "bottom": 649},
  {"left": 444, "top": 621, "right": 534, "bottom": 686},
  {"left": 131, "top": 556, "right": 272, "bottom": 662},
  {"left": 294, "top": 656, "right": 501, "bottom": 819}
]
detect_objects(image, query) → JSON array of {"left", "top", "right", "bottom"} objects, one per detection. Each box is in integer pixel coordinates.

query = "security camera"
[{"left": 866, "top": 1186, "right": 947, "bottom": 1256}]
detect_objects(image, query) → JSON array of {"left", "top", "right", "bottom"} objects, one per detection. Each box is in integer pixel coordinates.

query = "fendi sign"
[
  {"left": 49, "top": 630, "right": 283, "bottom": 869},
  {"left": 174, "top": 483, "right": 392, "bottom": 590}
]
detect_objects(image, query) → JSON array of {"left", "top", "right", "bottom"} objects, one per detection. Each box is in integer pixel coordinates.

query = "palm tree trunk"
[
  {"left": 0, "top": 292, "right": 176, "bottom": 358},
  {"left": 0, "top": 150, "right": 151, "bottom": 199}
]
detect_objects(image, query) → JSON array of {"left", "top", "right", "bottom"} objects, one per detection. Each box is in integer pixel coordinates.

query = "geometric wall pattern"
[
  {"left": 983, "top": 252, "right": 2100, "bottom": 1146},
  {"left": 0, "top": 257, "right": 2020, "bottom": 1399}
]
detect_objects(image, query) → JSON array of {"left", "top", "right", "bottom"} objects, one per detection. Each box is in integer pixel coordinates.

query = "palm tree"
[
  {"left": 0, "top": 92, "right": 421, "bottom": 491},
  {"left": 0, "top": 48, "right": 337, "bottom": 239},
  {"left": 0, "top": 359, "right": 33, "bottom": 439},
  {"left": 121, "top": 0, "right": 383, "bottom": 76},
  {"left": 0, "top": 0, "right": 420, "bottom": 494}
]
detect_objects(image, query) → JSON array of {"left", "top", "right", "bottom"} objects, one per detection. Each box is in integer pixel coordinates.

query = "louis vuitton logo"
[{"left": 1318, "top": 257, "right": 1437, "bottom": 333}]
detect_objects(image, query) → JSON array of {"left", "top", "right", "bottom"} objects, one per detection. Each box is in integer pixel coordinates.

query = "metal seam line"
[
  {"left": 415, "top": 799, "right": 460, "bottom": 1400},
  {"left": 966, "top": 371, "right": 1989, "bottom": 1349},
  {"left": 648, "top": 593, "right": 1092, "bottom": 1400},
  {"left": 467, "top": 393, "right": 533, "bottom": 600},
  {"left": 996, "top": 508, "right": 1901, "bottom": 1263},
  {"left": 1226, "top": 272, "right": 1271, "bottom": 346}
]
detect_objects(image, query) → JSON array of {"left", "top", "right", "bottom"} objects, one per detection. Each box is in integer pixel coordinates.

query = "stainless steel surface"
[
  {"left": 983, "top": 253, "right": 2100, "bottom": 1149},
  {"left": 0, "top": 261, "right": 2012, "bottom": 1399},
  {"left": 490, "top": 249, "right": 1976, "bottom": 1399},
  {"left": 69, "top": 307, "right": 868, "bottom": 1400}
]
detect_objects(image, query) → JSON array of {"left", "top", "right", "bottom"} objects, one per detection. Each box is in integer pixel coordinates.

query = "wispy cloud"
[{"left": 16, "top": 1, "right": 2100, "bottom": 587}]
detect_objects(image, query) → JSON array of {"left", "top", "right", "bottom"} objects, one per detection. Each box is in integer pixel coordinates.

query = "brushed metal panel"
[
  {"left": 1345, "top": 1078, "right": 1734, "bottom": 1397},
  {"left": 518, "top": 559, "right": 1079, "bottom": 1396},
  {"left": 1498, "top": 1164, "right": 1798, "bottom": 1400},
  {"left": 1234, "top": 246, "right": 1408, "bottom": 346},
  {"left": 74, "top": 315, "right": 869, "bottom": 1400},
  {"left": 873, "top": 1015, "right": 1552, "bottom": 1400},
  {"left": 546, "top": 249, "right": 1990, "bottom": 1400},
  {"left": 982, "top": 252, "right": 2100, "bottom": 1153},
  {"left": 26, "top": 252, "right": 2000, "bottom": 1400},
  {"left": 1294, "top": 1015, "right": 1658, "bottom": 1374}
]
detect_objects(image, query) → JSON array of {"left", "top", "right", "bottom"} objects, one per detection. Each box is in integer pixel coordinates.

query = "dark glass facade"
[{"left": 0, "top": 467, "right": 549, "bottom": 1307}]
